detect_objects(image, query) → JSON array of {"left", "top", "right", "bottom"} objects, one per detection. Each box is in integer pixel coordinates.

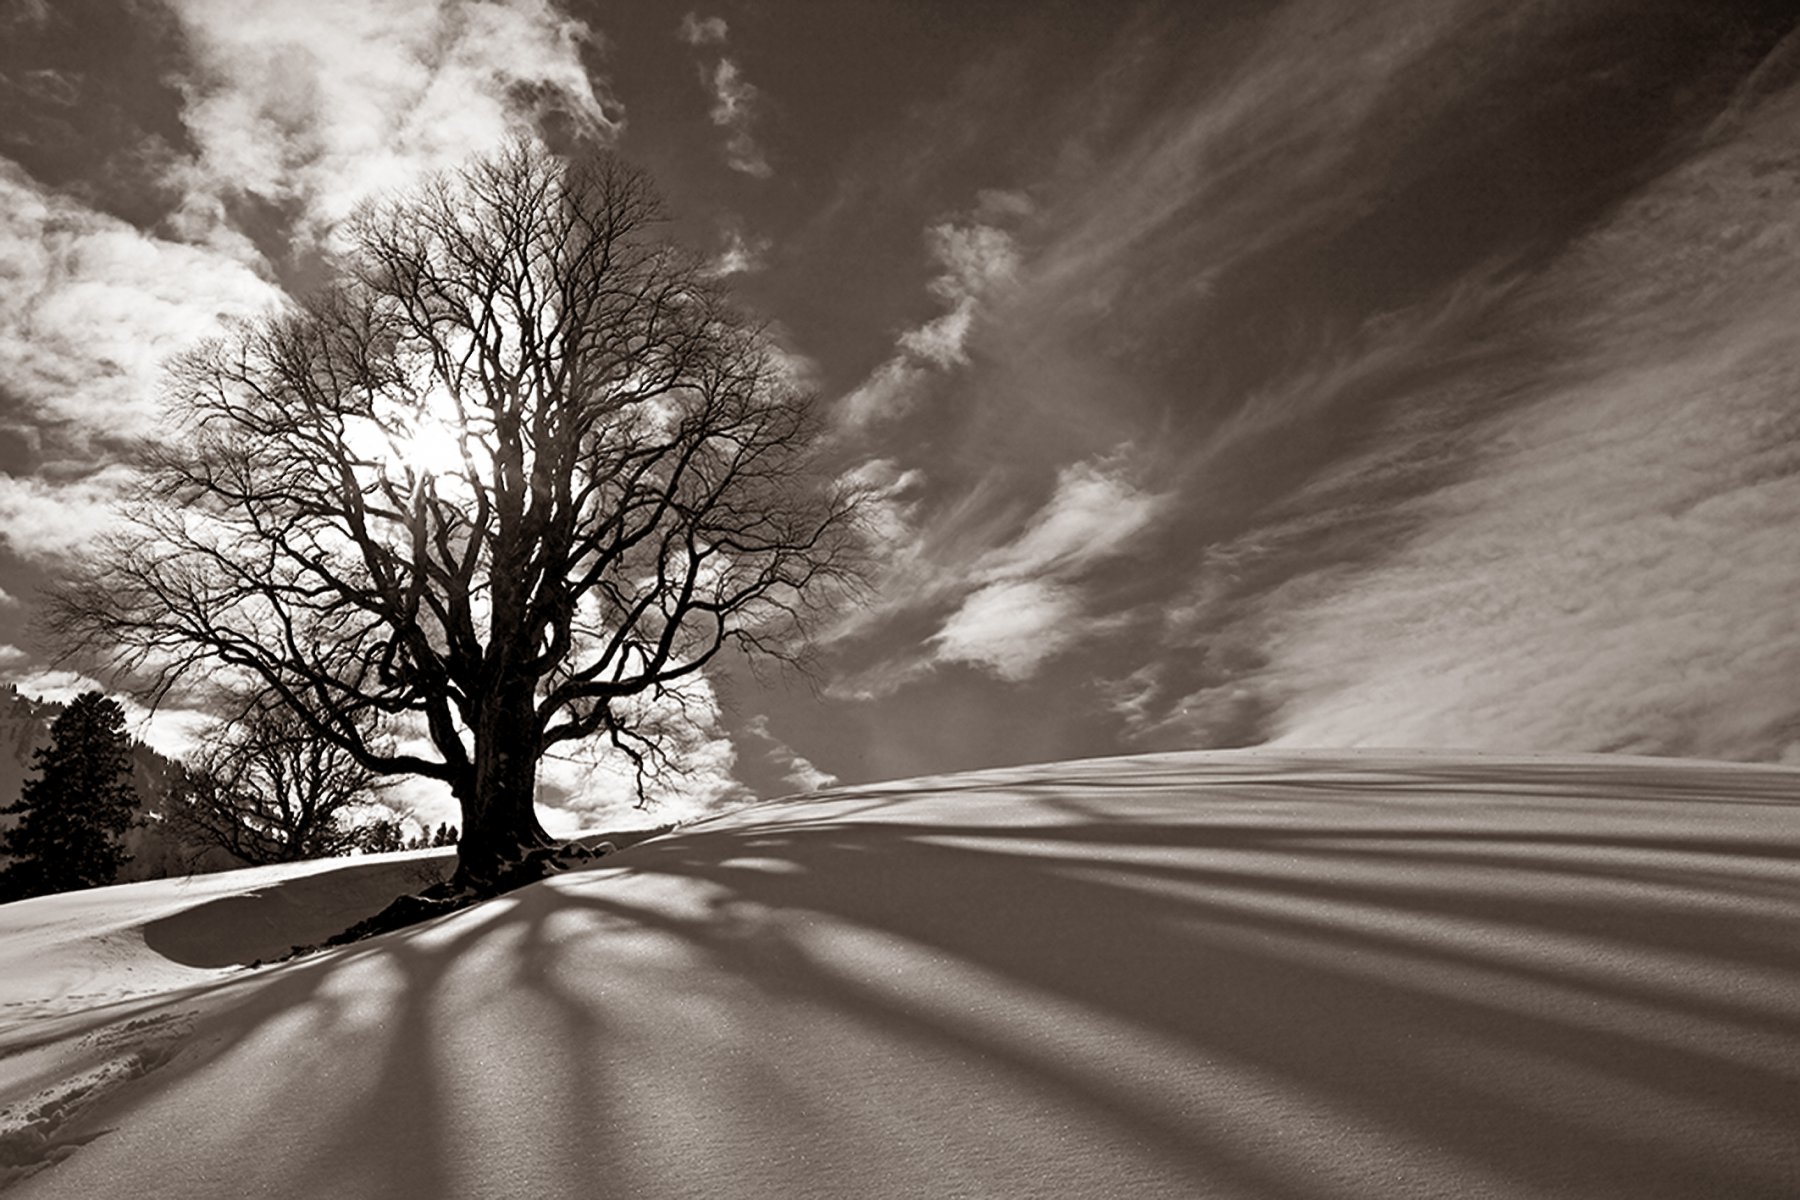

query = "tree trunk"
[{"left": 452, "top": 684, "right": 552, "bottom": 891}]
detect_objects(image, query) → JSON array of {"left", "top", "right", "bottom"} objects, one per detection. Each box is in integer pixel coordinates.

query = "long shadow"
[
  {"left": 141, "top": 829, "right": 666, "bottom": 969},
  {"left": 33, "top": 766, "right": 1800, "bottom": 1199}
]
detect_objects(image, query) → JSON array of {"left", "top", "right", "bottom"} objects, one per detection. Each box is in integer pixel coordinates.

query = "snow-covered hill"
[{"left": 2, "top": 749, "right": 1797, "bottom": 1199}]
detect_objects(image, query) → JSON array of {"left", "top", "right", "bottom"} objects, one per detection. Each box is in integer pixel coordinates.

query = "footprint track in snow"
[{"left": 0, "top": 1011, "right": 194, "bottom": 1190}]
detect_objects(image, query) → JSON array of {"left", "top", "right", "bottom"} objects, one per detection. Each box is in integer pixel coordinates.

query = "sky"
[{"left": 2, "top": 0, "right": 1800, "bottom": 824}]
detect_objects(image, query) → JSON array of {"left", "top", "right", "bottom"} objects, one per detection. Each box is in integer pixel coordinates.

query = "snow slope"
[{"left": 2, "top": 749, "right": 1797, "bottom": 1199}]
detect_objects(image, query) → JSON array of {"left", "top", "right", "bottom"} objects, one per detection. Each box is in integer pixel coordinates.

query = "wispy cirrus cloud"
[
  {"left": 676, "top": 12, "right": 771, "bottom": 179},
  {"left": 744, "top": 715, "right": 839, "bottom": 793},
  {"left": 1121, "top": 64, "right": 1800, "bottom": 765},
  {"left": 704, "top": 60, "right": 769, "bottom": 178},
  {"left": 926, "top": 455, "right": 1161, "bottom": 681},
  {"left": 677, "top": 12, "right": 727, "bottom": 47},
  {"left": 836, "top": 214, "right": 1024, "bottom": 429},
  {"left": 835, "top": 453, "right": 1164, "bottom": 695},
  {"left": 706, "top": 219, "right": 771, "bottom": 277},
  {"left": 800, "top": 0, "right": 1800, "bottom": 778}
]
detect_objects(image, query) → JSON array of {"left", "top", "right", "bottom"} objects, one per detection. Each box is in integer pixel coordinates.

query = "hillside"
[
  {"left": 0, "top": 688, "right": 66, "bottom": 821},
  {"left": 1, "top": 749, "right": 1797, "bottom": 1199}
]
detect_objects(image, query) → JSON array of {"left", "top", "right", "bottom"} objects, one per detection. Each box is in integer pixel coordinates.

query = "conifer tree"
[{"left": 0, "top": 692, "right": 139, "bottom": 901}]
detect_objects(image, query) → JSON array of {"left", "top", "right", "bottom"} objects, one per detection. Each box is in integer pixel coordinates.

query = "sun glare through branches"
[{"left": 341, "top": 380, "right": 487, "bottom": 495}]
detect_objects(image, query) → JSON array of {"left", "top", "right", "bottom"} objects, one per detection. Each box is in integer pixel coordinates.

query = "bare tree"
[
  {"left": 166, "top": 697, "right": 387, "bottom": 866},
  {"left": 50, "top": 139, "right": 859, "bottom": 891}
]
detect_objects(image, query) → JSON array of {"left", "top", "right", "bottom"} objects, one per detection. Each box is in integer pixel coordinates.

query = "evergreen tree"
[
  {"left": 357, "top": 818, "right": 405, "bottom": 855},
  {"left": 0, "top": 692, "right": 139, "bottom": 901}
]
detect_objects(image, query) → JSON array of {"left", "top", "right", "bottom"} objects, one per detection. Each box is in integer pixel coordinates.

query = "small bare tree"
[
  {"left": 166, "top": 697, "right": 387, "bottom": 866},
  {"left": 50, "top": 139, "right": 858, "bottom": 891}
]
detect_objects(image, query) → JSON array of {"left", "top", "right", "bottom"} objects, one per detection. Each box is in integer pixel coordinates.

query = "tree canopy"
[
  {"left": 166, "top": 696, "right": 387, "bottom": 866},
  {"left": 50, "top": 140, "right": 859, "bottom": 889}
]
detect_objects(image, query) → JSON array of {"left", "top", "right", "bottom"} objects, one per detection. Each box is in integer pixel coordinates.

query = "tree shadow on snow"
[{"left": 71, "top": 759, "right": 1800, "bottom": 1199}]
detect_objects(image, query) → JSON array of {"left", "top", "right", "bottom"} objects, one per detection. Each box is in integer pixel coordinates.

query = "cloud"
[
  {"left": 0, "top": 466, "right": 144, "bottom": 561},
  {"left": 0, "top": 161, "right": 279, "bottom": 559},
  {"left": 673, "top": 9, "right": 769, "bottom": 178},
  {"left": 921, "top": 455, "right": 1161, "bottom": 682},
  {"left": 0, "top": 0, "right": 620, "bottom": 569},
  {"left": 0, "top": 0, "right": 48, "bottom": 33},
  {"left": 162, "top": 0, "right": 623, "bottom": 251},
  {"left": 1029, "top": 0, "right": 1504, "bottom": 320},
  {"left": 0, "top": 160, "right": 282, "bottom": 452},
  {"left": 899, "top": 224, "right": 1021, "bottom": 367},
  {"left": 12, "top": 68, "right": 80, "bottom": 108},
  {"left": 1259, "top": 315, "right": 1800, "bottom": 761},
  {"left": 744, "top": 715, "right": 839, "bottom": 793},
  {"left": 678, "top": 12, "right": 727, "bottom": 46},
  {"left": 0, "top": 665, "right": 220, "bottom": 761},
  {"left": 834, "top": 452, "right": 1162, "bottom": 695},
  {"left": 837, "top": 359, "right": 932, "bottom": 430},
  {"left": 1129, "top": 69, "right": 1800, "bottom": 764},
  {"left": 704, "top": 59, "right": 771, "bottom": 178},
  {"left": 0, "top": 644, "right": 26, "bottom": 668},
  {"left": 707, "top": 223, "right": 771, "bottom": 276},
  {"left": 971, "top": 455, "right": 1162, "bottom": 580},
  {"left": 930, "top": 579, "right": 1082, "bottom": 682},
  {"left": 835, "top": 218, "right": 1021, "bottom": 429},
  {"left": 839, "top": 457, "right": 928, "bottom": 553},
  {"left": 538, "top": 680, "right": 748, "bottom": 826}
]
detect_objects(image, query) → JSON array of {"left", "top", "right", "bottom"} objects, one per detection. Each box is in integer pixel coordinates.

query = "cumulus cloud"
[
  {"left": 0, "top": 160, "right": 282, "bottom": 449},
  {"left": 531, "top": 677, "right": 749, "bottom": 827},
  {"left": 0, "top": 665, "right": 220, "bottom": 761},
  {"left": 0, "top": 466, "right": 144, "bottom": 561},
  {"left": 0, "top": 161, "right": 279, "bottom": 558},
  {"left": 931, "top": 579, "right": 1082, "bottom": 682},
  {"left": 163, "top": 0, "right": 623, "bottom": 251},
  {"left": 0, "top": 0, "right": 619, "bottom": 557}
]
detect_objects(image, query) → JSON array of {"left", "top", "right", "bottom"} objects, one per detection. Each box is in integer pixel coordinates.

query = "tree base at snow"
[{"left": 299, "top": 833, "right": 650, "bottom": 955}]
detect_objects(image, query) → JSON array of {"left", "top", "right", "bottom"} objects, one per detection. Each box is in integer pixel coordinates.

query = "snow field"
[{"left": 1, "top": 749, "right": 1797, "bottom": 1198}]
